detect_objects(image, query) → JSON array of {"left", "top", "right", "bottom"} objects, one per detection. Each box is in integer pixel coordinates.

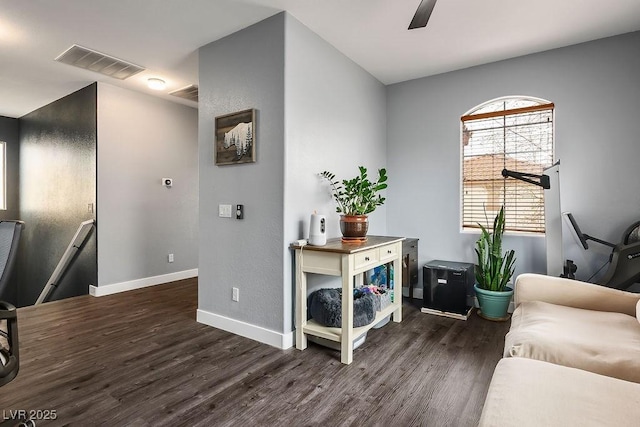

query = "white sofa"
[{"left": 480, "top": 274, "right": 640, "bottom": 426}]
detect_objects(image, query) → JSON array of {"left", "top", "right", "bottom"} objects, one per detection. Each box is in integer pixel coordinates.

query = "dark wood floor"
[{"left": 1, "top": 279, "right": 509, "bottom": 426}]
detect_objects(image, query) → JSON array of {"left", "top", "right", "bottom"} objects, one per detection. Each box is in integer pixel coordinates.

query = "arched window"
[{"left": 461, "top": 97, "right": 554, "bottom": 233}]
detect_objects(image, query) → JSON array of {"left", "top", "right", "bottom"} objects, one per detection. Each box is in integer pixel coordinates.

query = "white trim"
[
  {"left": 197, "top": 308, "right": 294, "bottom": 350},
  {"left": 89, "top": 269, "right": 198, "bottom": 297}
]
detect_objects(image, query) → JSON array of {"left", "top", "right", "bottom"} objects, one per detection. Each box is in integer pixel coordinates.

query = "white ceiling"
[{"left": 1, "top": 0, "right": 639, "bottom": 118}]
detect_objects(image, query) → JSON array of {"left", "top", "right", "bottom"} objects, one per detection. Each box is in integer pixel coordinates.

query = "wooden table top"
[{"left": 290, "top": 235, "right": 405, "bottom": 254}]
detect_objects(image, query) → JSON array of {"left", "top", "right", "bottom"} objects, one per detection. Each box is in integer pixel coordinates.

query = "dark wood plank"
[{"left": 0, "top": 279, "right": 509, "bottom": 426}]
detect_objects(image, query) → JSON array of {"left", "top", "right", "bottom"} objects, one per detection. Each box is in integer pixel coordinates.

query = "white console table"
[{"left": 292, "top": 236, "right": 404, "bottom": 364}]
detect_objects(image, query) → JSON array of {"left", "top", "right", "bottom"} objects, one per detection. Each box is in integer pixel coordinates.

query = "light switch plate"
[{"left": 218, "top": 204, "right": 232, "bottom": 218}]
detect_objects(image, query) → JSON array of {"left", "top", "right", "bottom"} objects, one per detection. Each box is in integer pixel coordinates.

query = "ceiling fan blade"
[{"left": 408, "top": 0, "right": 438, "bottom": 30}]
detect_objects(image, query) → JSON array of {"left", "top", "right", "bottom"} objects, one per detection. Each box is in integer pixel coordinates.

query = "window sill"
[{"left": 460, "top": 228, "right": 545, "bottom": 238}]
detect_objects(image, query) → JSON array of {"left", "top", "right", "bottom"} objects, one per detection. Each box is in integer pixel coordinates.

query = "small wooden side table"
[{"left": 292, "top": 236, "right": 404, "bottom": 364}]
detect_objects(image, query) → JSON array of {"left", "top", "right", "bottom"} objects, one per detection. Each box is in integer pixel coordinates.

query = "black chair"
[
  {"left": 0, "top": 220, "right": 24, "bottom": 300},
  {"left": 0, "top": 220, "right": 24, "bottom": 387},
  {"left": 0, "top": 301, "right": 19, "bottom": 386}
]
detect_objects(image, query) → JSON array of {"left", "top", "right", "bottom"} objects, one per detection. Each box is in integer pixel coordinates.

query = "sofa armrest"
[{"left": 514, "top": 273, "right": 640, "bottom": 316}]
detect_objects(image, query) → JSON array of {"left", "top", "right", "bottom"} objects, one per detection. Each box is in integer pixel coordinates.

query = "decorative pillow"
[{"left": 308, "top": 288, "right": 376, "bottom": 328}]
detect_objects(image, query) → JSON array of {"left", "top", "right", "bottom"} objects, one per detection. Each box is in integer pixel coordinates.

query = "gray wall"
[
  {"left": 198, "top": 12, "right": 387, "bottom": 338},
  {"left": 283, "top": 15, "right": 387, "bottom": 331},
  {"left": 386, "top": 31, "right": 640, "bottom": 285},
  {"left": 18, "top": 84, "right": 97, "bottom": 306},
  {"left": 96, "top": 83, "right": 198, "bottom": 286},
  {"left": 198, "top": 14, "right": 286, "bottom": 333},
  {"left": 0, "top": 116, "right": 19, "bottom": 221}
]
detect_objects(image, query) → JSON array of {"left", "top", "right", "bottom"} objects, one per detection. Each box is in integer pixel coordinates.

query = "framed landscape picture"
[{"left": 214, "top": 108, "right": 256, "bottom": 165}]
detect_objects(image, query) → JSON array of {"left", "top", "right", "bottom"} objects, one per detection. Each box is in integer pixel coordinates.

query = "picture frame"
[{"left": 214, "top": 108, "right": 256, "bottom": 166}]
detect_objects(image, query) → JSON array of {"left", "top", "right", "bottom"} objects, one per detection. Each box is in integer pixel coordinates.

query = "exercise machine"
[
  {"left": 564, "top": 212, "right": 640, "bottom": 290},
  {"left": 502, "top": 162, "right": 563, "bottom": 276}
]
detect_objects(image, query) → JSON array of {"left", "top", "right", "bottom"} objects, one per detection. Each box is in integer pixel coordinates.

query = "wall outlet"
[
  {"left": 232, "top": 287, "right": 239, "bottom": 302},
  {"left": 168, "top": 253, "right": 174, "bottom": 263}
]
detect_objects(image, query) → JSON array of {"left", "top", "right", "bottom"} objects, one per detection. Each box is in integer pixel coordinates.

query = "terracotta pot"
[{"left": 340, "top": 215, "right": 369, "bottom": 241}]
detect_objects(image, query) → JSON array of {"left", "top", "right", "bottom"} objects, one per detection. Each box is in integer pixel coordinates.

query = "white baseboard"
[
  {"left": 197, "top": 308, "right": 294, "bottom": 350},
  {"left": 90, "top": 269, "right": 198, "bottom": 297}
]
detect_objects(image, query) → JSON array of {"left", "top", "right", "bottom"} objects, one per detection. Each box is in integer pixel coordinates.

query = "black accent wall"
[{"left": 17, "top": 84, "right": 97, "bottom": 306}]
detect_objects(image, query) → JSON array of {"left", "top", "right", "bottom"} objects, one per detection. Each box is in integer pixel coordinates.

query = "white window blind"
[{"left": 461, "top": 98, "right": 554, "bottom": 233}]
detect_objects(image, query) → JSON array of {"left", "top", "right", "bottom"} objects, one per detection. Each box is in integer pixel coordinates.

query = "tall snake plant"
[{"left": 475, "top": 206, "right": 516, "bottom": 292}]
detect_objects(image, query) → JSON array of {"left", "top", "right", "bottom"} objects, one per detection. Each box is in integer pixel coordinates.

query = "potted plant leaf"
[
  {"left": 474, "top": 205, "right": 516, "bottom": 320},
  {"left": 319, "top": 166, "right": 387, "bottom": 242}
]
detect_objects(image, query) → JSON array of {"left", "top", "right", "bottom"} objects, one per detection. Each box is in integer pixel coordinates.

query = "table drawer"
[
  {"left": 354, "top": 248, "right": 379, "bottom": 270},
  {"left": 379, "top": 243, "right": 399, "bottom": 262}
]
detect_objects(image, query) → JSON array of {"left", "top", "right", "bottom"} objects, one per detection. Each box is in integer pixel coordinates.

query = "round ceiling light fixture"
[{"left": 147, "top": 78, "right": 166, "bottom": 91}]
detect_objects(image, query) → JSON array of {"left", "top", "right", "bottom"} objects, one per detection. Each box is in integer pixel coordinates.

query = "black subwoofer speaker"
[{"left": 423, "top": 260, "right": 475, "bottom": 315}]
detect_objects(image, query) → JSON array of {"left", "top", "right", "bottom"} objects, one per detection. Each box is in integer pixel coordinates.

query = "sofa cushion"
[
  {"left": 505, "top": 300, "right": 640, "bottom": 383},
  {"left": 637, "top": 299, "right": 640, "bottom": 324},
  {"left": 479, "top": 357, "right": 640, "bottom": 427}
]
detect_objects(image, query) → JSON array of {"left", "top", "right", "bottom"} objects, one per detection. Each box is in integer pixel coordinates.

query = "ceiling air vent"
[
  {"left": 169, "top": 85, "right": 198, "bottom": 102},
  {"left": 55, "top": 44, "right": 145, "bottom": 80}
]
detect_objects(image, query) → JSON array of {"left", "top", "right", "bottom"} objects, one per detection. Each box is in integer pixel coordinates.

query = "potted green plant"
[
  {"left": 319, "top": 166, "right": 388, "bottom": 242},
  {"left": 474, "top": 205, "right": 516, "bottom": 320}
]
